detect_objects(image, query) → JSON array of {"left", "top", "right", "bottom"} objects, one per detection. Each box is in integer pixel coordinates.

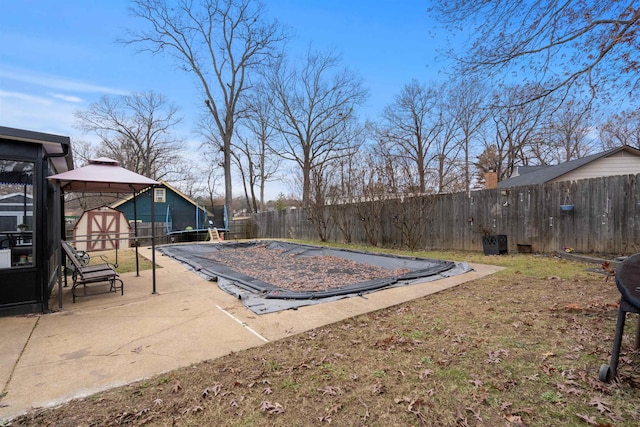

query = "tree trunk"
[{"left": 224, "top": 134, "right": 233, "bottom": 219}]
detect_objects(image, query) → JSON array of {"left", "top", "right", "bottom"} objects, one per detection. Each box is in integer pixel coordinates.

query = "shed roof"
[{"left": 497, "top": 146, "right": 640, "bottom": 188}]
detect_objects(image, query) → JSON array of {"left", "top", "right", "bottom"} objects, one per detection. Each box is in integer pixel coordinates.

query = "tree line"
[{"left": 71, "top": 0, "right": 640, "bottom": 222}]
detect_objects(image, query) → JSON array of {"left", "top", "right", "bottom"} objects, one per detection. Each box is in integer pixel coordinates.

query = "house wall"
[
  {"left": 116, "top": 186, "right": 208, "bottom": 231},
  {"left": 552, "top": 151, "right": 640, "bottom": 183}
]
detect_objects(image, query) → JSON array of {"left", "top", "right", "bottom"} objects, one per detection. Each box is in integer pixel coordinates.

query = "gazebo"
[{"left": 47, "top": 158, "right": 160, "bottom": 306}]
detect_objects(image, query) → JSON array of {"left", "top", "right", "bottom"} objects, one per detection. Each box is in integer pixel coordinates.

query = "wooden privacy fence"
[{"left": 252, "top": 174, "right": 640, "bottom": 254}]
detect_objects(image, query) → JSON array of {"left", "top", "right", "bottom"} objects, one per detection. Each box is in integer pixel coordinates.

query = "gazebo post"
[
  {"left": 58, "top": 191, "right": 65, "bottom": 309},
  {"left": 132, "top": 189, "right": 140, "bottom": 277},
  {"left": 151, "top": 185, "right": 157, "bottom": 294}
]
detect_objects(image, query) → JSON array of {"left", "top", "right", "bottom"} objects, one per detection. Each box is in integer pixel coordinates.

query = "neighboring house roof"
[
  {"left": 0, "top": 193, "right": 33, "bottom": 204},
  {"left": 498, "top": 146, "right": 640, "bottom": 188},
  {"left": 510, "top": 165, "right": 549, "bottom": 177}
]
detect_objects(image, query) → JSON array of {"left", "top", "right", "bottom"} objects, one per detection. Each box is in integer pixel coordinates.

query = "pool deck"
[{"left": 0, "top": 245, "right": 502, "bottom": 421}]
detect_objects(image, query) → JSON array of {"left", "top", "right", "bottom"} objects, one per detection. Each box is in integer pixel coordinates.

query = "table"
[
  {"left": 599, "top": 252, "right": 640, "bottom": 382},
  {"left": 0, "top": 230, "right": 32, "bottom": 247},
  {"left": 0, "top": 231, "right": 33, "bottom": 266}
]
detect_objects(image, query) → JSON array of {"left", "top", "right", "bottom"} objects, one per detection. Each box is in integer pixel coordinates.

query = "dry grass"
[
  {"left": 87, "top": 247, "right": 156, "bottom": 274},
  {"left": 9, "top": 247, "right": 640, "bottom": 426}
]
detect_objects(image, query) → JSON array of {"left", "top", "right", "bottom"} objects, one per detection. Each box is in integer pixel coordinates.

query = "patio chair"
[
  {"left": 62, "top": 241, "right": 91, "bottom": 269},
  {"left": 62, "top": 241, "right": 124, "bottom": 303}
]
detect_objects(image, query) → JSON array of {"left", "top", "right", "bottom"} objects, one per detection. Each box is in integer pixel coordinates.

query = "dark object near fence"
[
  {"left": 517, "top": 243, "right": 532, "bottom": 254},
  {"left": 599, "top": 252, "right": 640, "bottom": 382},
  {"left": 482, "top": 234, "right": 508, "bottom": 255}
]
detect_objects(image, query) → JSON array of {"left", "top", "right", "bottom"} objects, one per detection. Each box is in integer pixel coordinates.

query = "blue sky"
[{"left": 0, "top": 0, "right": 450, "bottom": 197}]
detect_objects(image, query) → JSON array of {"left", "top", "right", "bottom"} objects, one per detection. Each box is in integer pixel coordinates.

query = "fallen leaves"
[
  {"left": 395, "top": 397, "right": 430, "bottom": 424},
  {"left": 260, "top": 400, "right": 284, "bottom": 414},
  {"left": 541, "top": 351, "right": 555, "bottom": 362},
  {"left": 201, "top": 383, "right": 222, "bottom": 398},
  {"left": 371, "top": 383, "right": 385, "bottom": 395},
  {"left": 576, "top": 413, "right": 599, "bottom": 425},
  {"left": 419, "top": 368, "right": 434, "bottom": 381},
  {"left": 601, "top": 261, "right": 615, "bottom": 281},
  {"left": 589, "top": 396, "right": 611, "bottom": 414},
  {"left": 317, "top": 386, "right": 340, "bottom": 396},
  {"left": 486, "top": 348, "right": 510, "bottom": 364},
  {"left": 318, "top": 403, "right": 343, "bottom": 423}
]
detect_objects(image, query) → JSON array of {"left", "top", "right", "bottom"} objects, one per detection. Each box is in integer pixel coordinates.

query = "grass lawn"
[
  {"left": 11, "top": 244, "right": 640, "bottom": 426},
  {"left": 86, "top": 247, "right": 156, "bottom": 273}
]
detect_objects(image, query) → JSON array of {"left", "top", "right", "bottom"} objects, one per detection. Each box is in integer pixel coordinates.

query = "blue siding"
[{"left": 117, "top": 186, "right": 208, "bottom": 231}]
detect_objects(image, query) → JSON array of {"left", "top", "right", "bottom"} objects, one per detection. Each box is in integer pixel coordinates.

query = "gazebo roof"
[{"left": 47, "top": 158, "right": 158, "bottom": 192}]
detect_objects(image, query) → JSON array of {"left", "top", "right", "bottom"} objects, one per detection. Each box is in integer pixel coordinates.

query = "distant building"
[
  {"left": 498, "top": 145, "right": 640, "bottom": 188},
  {"left": 0, "top": 192, "right": 33, "bottom": 230},
  {"left": 112, "top": 180, "right": 225, "bottom": 233}
]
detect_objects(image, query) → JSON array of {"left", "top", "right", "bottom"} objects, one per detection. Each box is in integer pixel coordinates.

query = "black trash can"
[{"left": 482, "top": 234, "right": 508, "bottom": 255}]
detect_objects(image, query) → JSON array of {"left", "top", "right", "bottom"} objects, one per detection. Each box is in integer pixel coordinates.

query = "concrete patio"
[{"left": 0, "top": 246, "right": 502, "bottom": 421}]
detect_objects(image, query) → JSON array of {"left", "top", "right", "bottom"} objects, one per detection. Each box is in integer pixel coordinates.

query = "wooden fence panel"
[{"left": 251, "top": 174, "right": 640, "bottom": 254}]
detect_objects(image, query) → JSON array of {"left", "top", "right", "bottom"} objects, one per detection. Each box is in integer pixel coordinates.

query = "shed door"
[{"left": 86, "top": 211, "right": 120, "bottom": 251}]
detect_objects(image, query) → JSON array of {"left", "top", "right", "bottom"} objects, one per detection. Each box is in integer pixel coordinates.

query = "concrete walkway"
[{"left": 0, "top": 247, "right": 502, "bottom": 421}]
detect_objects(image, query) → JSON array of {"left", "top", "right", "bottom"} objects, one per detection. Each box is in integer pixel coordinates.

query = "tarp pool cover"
[{"left": 158, "top": 241, "right": 472, "bottom": 314}]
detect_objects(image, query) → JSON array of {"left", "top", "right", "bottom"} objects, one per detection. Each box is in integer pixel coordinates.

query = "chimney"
[{"left": 485, "top": 171, "right": 498, "bottom": 189}]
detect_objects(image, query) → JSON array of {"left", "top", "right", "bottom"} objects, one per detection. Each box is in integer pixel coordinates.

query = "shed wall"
[{"left": 73, "top": 207, "right": 130, "bottom": 251}]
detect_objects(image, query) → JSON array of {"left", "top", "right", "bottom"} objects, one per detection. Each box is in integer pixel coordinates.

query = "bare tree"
[
  {"left": 599, "top": 109, "right": 640, "bottom": 149},
  {"left": 265, "top": 48, "right": 368, "bottom": 207},
  {"left": 74, "top": 91, "right": 183, "bottom": 180},
  {"left": 230, "top": 136, "right": 256, "bottom": 213},
  {"left": 306, "top": 162, "right": 336, "bottom": 242},
  {"left": 488, "top": 85, "right": 548, "bottom": 180},
  {"left": 322, "top": 126, "right": 366, "bottom": 243},
  {"left": 236, "top": 89, "right": 281, "bottom": 212},
  {"left": 448, "top": 79, "right": 488, "bottom": 192},
  {"left": 473, "top": 144, "right": 501, "bottom": 186},
  {"left": 69, "top": 139, "right": 97, "bottom": 167},
  {"left": 433, "top": 99, "right": 465, "bottom": 193},
  {"left": 202, "top": 158, "right": 224, "bottom": 209},
  {"left": 543, "top": 99, "right": 595, "bottom": 163},
  {"left": 431, "top": 1, "right": 640, "bottom": 103},
  {"left": 352, "top": 147, "right": 394, "bottom": 247},
  {"left": 377, "top": 79, "right": 442, "bottom": 194},
  {"left": 126, "top": 0, "right": 287, "bottom": 214}
]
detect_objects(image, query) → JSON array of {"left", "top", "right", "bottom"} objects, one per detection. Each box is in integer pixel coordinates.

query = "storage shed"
[{"left": 72, "top": 206, "right": 130, "bottom": 252}]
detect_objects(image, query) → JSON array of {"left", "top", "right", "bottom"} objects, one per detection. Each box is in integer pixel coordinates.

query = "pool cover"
[{"left": 157, "top": 240, "right": 472, "bottom": 314}]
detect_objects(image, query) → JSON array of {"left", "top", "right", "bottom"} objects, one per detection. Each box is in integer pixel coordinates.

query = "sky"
[{"left": 0, "top": 0, "right": 452, "bottom": 200}]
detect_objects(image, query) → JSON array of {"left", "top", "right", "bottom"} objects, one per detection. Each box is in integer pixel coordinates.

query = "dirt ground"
[{"left": 6, "top": 253, "right": 640, "bottom": 426}]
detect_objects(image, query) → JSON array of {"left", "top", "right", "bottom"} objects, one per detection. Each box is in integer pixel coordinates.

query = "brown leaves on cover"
[{"left": 207, "top": 244, "right": 410, "bottom": 292}]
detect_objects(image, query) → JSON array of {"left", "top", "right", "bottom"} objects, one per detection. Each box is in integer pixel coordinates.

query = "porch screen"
[{"left": 0, "top": 160, "right": 34, "bottom": 269}]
